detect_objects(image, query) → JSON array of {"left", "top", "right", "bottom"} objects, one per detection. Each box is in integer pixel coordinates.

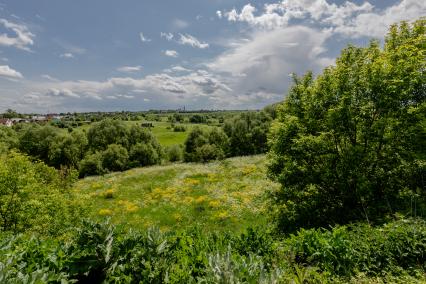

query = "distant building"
[
  {"left": 31, "top": 115, "right": 48, "bottom": 122},
  {"left": 0, "top": 118, "right": 13, "bottom": 127}
]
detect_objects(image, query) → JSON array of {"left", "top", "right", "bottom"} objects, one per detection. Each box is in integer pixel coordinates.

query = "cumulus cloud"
[
  {"left": 0, "top": 65, "right": 23, "bottom": 79},
  {"left": 117, "top": 65, "right": 143, "bottom": 73},
  {"left": 216, "top": 11, "right": 223, "bottom": 19},
  {"left": 46, "top": 88, "right": 80, "bottom": 98},
  {"left": 10, "top": 69, "right": 234, "bottom": 112},
  {"left": 178, "top": 33, "right": 209, "bottom": 49},
  {"left": 208, "top": 25, "right": 333, "bottom": 101},
  {"left": 164, "top": 66, "right": 192, "bottom": 73},
  {"left": 225, "top": 0, "right": 425, "bottom": 38},
  {"left": 0, "top": 19, "right": 35, "bottom": 51},
  {"left": 139, "top": 32, "right": 151, "bottom": 42},
  {"left": 164, "top": 50, "right": 179, "bottom": 57}
]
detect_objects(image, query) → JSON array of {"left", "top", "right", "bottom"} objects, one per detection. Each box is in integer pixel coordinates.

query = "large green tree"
[{"left": 268, "top": 19, "right": 426, "bottom": 232}]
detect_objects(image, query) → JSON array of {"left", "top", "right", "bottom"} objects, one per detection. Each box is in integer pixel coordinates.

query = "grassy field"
[
  {"left": 74, "top": 120, "right": 216, "bottom": 147},
  {"left": 73, "top": 155, "right": 278, "bottom": 232},
  {"left": 147, "top": 121, "right": 215, "bottom": 146}
]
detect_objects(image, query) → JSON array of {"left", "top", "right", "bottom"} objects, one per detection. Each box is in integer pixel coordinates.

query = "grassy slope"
[{"left": 74, "top": 155, "right": 278, "bottom": 232}]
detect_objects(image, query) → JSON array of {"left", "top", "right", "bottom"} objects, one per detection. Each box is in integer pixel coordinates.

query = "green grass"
[
  {"left": 147, "top": 121, "right": 215, "bottom": 147},
  {"left": 73, "top": 155, "right": 278, "bottom": 232},
  {"left": 73, "top": 120, "right": 216, "bottom": 147}
]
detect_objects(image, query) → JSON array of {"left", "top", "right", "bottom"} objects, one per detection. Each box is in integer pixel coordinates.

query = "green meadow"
[{"left": 73, "top": 155, "right": 277, "bottom": 232}]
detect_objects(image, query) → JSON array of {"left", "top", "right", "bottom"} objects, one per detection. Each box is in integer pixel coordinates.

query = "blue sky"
[{"left": 0, "top": 0, "right": 424, "bottom": 113}]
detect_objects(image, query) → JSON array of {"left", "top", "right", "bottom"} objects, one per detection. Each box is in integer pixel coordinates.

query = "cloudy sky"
[{"left": 0, "top": 0, "right": 424, "bottom": 113}]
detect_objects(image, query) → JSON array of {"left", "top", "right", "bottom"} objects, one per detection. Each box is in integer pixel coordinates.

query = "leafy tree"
[
  {"left": 79, "top": 152, "right": 105, "bottom": 177},
  {"left": 223, "top": 112, "right": 272, "bottom": 156},
  {"left": 189, "top": 114, "right": 207, "bottom": 124},
  {"left": 18, "top": 124, "right": 58, "bottom": 164},
  {"left": 184, "top": 127, "right": 229, "bottom": 162},
  {"left": 129, "top": 143, "right": 160, "bottom": 167},
  {"left": 48, "top": 131, "right": 88, "bottom": 168},
  {"left": 1, "top": 108, "right": 19, "bottom": 119},
  {"left": 268, "top": 19, "right": 426, "bottom": 232},
  {"left": 184, "top": 127, "right": 208, "bottom": 162},
  {"left": 87, "top": 119, "right": 129, "bottom": 151},
  {"left": 101, "top": 144, "right": 129, "bottom": 172}
]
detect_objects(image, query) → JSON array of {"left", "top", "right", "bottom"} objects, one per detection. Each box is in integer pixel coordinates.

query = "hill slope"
[{"left": 73, "top": 155, "right": 278, "bottom": 232}]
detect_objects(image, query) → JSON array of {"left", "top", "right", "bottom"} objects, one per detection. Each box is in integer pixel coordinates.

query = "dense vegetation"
[
  {"left": 268, "top": 19, "right": 426, "bottom": 232},
  {"left": 0, "top": 19, "right": 425, "bottom": 283}
]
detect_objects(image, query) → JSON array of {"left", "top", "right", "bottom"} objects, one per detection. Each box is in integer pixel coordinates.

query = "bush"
[
  {"left": 223, "top": 111, "right": 271, "bottom": 156},
  {"left": 79, "top": 152, "right": 105, "bottom": 177},
  {"left": 101, "top": 144, "right": 129, "bottom": 172},
  {"left": 87, "top": 119, "right": 129, "bottom": 151},
  {"left": 0, "top": 152, "right": 80, "bottom": 234},
  {"left": 195, "top": 144, "right": 224, "bottom": 163},
  {"left": 167, "top": 145, "right": 183, "bottom": 162},
  {"left": 129, "top": 143, "right": 160, "bottom": 167},
  {"left": 1, "top": 219, "right": 425, "bottom": 283},
  {"left": 173, "top": 125, "right": 186, "bottom": 132},
  {"left": 184, "top": 127, "right": 229, "bottom": 163}
]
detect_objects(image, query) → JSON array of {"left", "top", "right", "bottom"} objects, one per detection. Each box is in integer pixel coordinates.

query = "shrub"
[
  {"left": 0, "top": 152, "right": 81, "bottom": 234},
  {"left": 173, "top": 125, "right": 186, "bottom": 132},
  {"left": 79, "top": 152, "right": 105, "bottom": 177},
  {"left": 87, "top": 119, "right": 129, "bottom": 151},
  {"left": 167, "top": 145, "right": 183, "bottom": 162},
  {"left": 101, "top": 144, "right": 129, "bottom": 172},
  {"left": 129, "top": 143, "right": 160, "bottom": 167},
  {"left": 184, "top": 127, "right": 229, "bottom": 163}
]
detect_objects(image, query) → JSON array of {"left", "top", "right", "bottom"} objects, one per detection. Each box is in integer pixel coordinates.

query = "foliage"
[
  {"left": 78, "top": 152, "right": 105, "bottom": 177},
  {"left": 0, "top": 152, "right": 80, "bottom": 234},
  {"left": 184, "top": 127, "right": 229, "bottom": 162},
  {"left": 17, "top": 124, "right": 58, "bottom": 164},
  {"left": 87, "top": 119, "right": 130, "bottom": 151},
  {"left": 268, "top": 19, "right": 426, "bottom": 232},
  {"left": 166, "top": 144, "right": 183, "bottom": 162},
  {"left": 223, "top": 111, "right": 272, "bottom": 156},
  {"left": 101, "top": 144, "right": 129, "bottom": 172},
  {"left": 48, "top": 130, "right": 88, "bottom": 168},
  {"left": 1, "top": 218, "right": 425, "bottom": 283},
  {"left": 0, "top": 126, "right": 18, "bottom": 154},
  {"left": 189, "top": 114, "right": 207, "bottom": 124},
  {"left": 129, "top": 143, "right": 160, "bottom": 167}
]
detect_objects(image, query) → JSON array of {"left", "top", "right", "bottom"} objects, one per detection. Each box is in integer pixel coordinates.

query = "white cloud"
[
  {"left": 139, "top": 32, "right": 151, "bottom": 42},
  {"left": 60, "top": 53, "right": 74, "bottom": 58},
  {"left": 0, "top": 65, "right": 23, "bottom": 79},
  {"left": 0, "top": 19, "right": 34, "bottom": 51},
  {"left": 178, "top": 33, "right": 209, "bottom": 49},
  {"left": 224, "top": 0, "right": 426, "bottom": 38},
  {"left": 46, "top": 88, "right": 80, "bottom": 98},
  {"left": 160, "top": 32, "right": 174, "bottom": 41},
  {"left": 164, "top": 50, "right": 179, "bottom": 57},
  {"left": 216, "top": 11, "right": 223, "bottom": 19},
  {"left": 208, "top": 25, "right": 333, "bottom": 99},
  {"left": 164, "top": 66, "right": 192, "bottom": 73},
  {"left": 9, "top": 69, "right": 234, "bottom": 112},
  {"left": 117, "top": 65, "right": 143, "bottom": 73}
]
